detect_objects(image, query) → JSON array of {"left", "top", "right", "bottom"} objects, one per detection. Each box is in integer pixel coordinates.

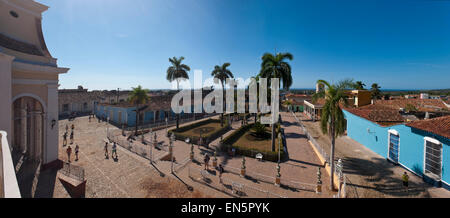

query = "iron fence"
[
  {"left": 290, "top": 112, "right": 359, "bottom": 198},
  {"left": 121, "top": 113, "right": 219, "bottom": 132},
  {"left": 188, "top": 165, "right": 285, "bottom": 198},
  {"left": 60, "top": 162, "right": 85, "bottom": 182},
  {"left": 107, "top": 130, "right": 168, "bottom": 162}
]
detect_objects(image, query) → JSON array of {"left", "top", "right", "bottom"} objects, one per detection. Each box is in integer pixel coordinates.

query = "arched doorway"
[{"left": 12, "top": 96, "right": 45, "bottom": 163}]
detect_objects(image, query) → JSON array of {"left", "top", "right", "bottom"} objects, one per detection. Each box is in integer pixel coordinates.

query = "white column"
[
  {"left": 20, "top": 100, "right": 27, "bottom": 153},
  {"left": 0, "top": 53, "right": 14, "bottom": 146},
  {"left": 45, "top": 83, "right": 59, "bottom": 164}
]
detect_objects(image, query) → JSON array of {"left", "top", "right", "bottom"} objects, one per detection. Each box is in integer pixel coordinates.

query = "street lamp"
[
  {"left": 165, "top": 117, "right": 169, "bottom": 137},
  {"left": 107, "top": 116, "right": 110, "bottom": 137},
  {"left": 170, "top": 133, "right": 175, "bottom": 173},
  {"left": 186, "top": 138, "right": 194, "bottom": 161}
]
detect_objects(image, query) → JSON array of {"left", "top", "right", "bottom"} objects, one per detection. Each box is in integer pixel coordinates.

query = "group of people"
[
  {"left": 203, "top": 154, "right": 225, "bottom": 184},
  {"left": 63, "top": 123, "right": 79, "bottom": 163},
  {"left": 104, "top": 141, "right": 118, "bottom": 160}
]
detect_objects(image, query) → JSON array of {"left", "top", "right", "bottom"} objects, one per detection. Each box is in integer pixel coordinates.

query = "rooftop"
[{"left": 406, "top": 115, "right": 450, "bottom": 139}]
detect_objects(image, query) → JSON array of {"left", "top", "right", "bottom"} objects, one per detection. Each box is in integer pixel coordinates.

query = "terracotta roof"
[
  {"left": 0, "top": 33, "right": 44, "bottom": 56},
  {"left": 372, "top": 99, "right": 447, "bottom": 112},
  {"left": 344, "top": 107, "right": 404, "bottom": 126},
  {"left": 406, "top": 116, "right": 450, "bottom": 139}
]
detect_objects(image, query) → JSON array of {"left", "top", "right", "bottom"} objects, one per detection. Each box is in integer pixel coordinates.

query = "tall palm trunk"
[
  {"left": 271, "top": 123, "right": 276, "bottom": 152},
  {"left": 221, "top": 81, "right": 225, "bottom": 127},
  {"left": 176, "top": 80, "right": 180, "bottom": 129},
  {"left": 329, "top": 120, "right": 336, "bottom": 190}
]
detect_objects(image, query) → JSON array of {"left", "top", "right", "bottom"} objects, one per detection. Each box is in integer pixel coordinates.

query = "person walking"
[
  {"left": 63, "top": 132, "right": 68, "bottom": 147},
  {"left": 204, "top": 154, "right": 210, "bottom": 170},
  {"left": 112, "top": 142, "right": 118, "bottom": 159},
  {"left": 75, "top": 144, "right": 79, "bottom": 161},
  {"left": 218, "top": 164, "right": 224, "bottom": 184},
  {"left": 70, "top": 131, "right": 74, "bottom": 144},
  {"left": 66, "top": 145, "right": 72, "bottom": 163},
  {"left": 71, "top": 123, "right": 75, "bottom": 131},
  {"left": 104, "top": 142, "right": 109, "bottom": 159},
  {"left": 402, "top": 172, "right": 409, "bottom": 193}
]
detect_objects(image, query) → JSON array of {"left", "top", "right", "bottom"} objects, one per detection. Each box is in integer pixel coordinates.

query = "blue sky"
[{"left": 39, "top": 0, "right": 450, "bottom": 90}]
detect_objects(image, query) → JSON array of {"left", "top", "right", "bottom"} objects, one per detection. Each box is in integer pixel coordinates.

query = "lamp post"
[
  {"left": 107, "top": 116, "right": 110, "bottom": 138},
  {"left": 316, "top": 167, "right": 322, "bottom": 194},
  {"left": 165, "top": 117, "right": 169, "bottom": 137},
  {"left": 241, "top": 156, "right": 246, "bottom": 177},
  {"left": 170, "top": 133, "right": 175, "bottom": 173},
  {"left": 275, "top": 163, "right": 281, "bottom": 186},
  {"left": 149, "top": 128, "right": 153, "bottom": 164},
  {"left": 186, "top": 138, "right": 194, "bottom": 161}
]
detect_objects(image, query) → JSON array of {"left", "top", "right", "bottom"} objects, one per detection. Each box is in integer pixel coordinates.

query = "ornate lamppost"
[
  {"left": 212, "top": 151, "right": 218, "bottom": 168},
  {"left": 186, "top": 138, "right": 194, "bottom": 161},
  {"left": 240, "top": 156, "right": 246, "bottom": 177},
  {"left": 275, "top": 163, "right": 281, "bottom": 186},
  {"left": 153, "top": 131, "right": 158, "bottom": 148},
  {"left": 316, "top": 167, "right": 322, "bottom": 194},
  {"left": 165, "top": 117, "right": 169, "bottom": 137},
  {"left": 106, "top": 116, "right": 110, "bottom": 138},
  {"left": 170, "top": 133, "right": 175, "bottom": 173}
]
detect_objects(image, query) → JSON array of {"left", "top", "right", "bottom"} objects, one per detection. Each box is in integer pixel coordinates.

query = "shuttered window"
[{"left": 424, "top": 138, "right": 442, "bottom": 180}]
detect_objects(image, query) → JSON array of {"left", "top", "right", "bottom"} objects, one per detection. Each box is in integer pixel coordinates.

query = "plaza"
[{"left": 36, "top": 112, "right": 335, "bottom": 198}]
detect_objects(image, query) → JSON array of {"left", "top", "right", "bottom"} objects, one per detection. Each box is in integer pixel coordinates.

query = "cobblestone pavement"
[
  {"left": 159, "top": 113, "right": 334, "bottom": 198},
  {"left": 295, "top": 112, "right": 450, "bottom": 198},
  {"left": 49, "top": 113, "right": 335, "bottom": 198},
  {"left": 54, "top": 116, "right": 224, "bottom": 198}
]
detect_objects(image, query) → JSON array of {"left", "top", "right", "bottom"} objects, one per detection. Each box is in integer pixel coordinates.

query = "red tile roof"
[
  {"left": 372, "top": 99, "right": 447, "bottom": 112},
  {"left": 344, "top": 107, "right": 404, "bottom": 126},
  {"left": 406, "top": 116, "right": 450, "bottom": 139}
]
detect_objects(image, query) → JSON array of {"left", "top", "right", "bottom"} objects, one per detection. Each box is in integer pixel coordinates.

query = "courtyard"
[{"left": 36, "top": 112, "right": 334, "bottom": 198}]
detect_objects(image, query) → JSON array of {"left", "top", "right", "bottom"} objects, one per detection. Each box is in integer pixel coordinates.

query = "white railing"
[{"left": 0, "top": 131, "right": 21, "bottom": 198}]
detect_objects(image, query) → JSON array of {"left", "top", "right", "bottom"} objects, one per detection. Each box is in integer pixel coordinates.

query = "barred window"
[{"left": 424, "top": 137, "right": 442, "bottom": 180}]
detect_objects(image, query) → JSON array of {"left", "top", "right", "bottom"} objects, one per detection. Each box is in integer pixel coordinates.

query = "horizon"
[{"left": 39, "top": 0, "right": 450, "bottom": 90}]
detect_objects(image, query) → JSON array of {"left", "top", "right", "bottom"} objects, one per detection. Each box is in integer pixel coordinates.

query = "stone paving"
[
  {"left": 295, "top": 111, "right": 450, "bottom": 198},
  {"left": 55, "top": 116, "right": 218, "bottom": 198},
  {"left": 26, "top": 112, "right": 335, "bottom": 198}
]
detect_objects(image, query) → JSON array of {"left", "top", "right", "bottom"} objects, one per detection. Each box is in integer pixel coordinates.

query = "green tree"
[
  {"left": 211, "top": 62, "right": 234, "bottom": 127},
  {"left": 312, "top": 79, "right": 354, "bottom": 190},
  {"left": 371, "top": 83, "right": 382, "bottom": 100},
  {"left": 129, "top": 85, "right": 149, "bottom": 136},
  {"left": 258, "top": 52, "right": 294, "bottom": 152},
  {"left": 166, "top": 56, "right": 190, "bottom": 129},
  {"left": 353, "top": 81, "right": 366, "bottom": 90}
]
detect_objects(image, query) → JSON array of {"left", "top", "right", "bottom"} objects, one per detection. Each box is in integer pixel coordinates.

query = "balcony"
[{"left": 0, "top": 131, "right": 21, "bottom": 198}]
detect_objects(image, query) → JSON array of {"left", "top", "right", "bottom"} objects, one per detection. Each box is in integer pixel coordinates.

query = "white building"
[{"left": 0, "top": 0, "right": 69, "bottom": 197}]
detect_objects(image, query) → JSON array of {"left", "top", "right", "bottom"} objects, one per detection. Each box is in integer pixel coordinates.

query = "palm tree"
[
  {"left": 129, "top": 85, "right": 149, "bottom": 136},
  {"left": 211, "top": 62, "right": 234, "bottom": 127},
  {"left": 258, "top": 52, "right": 294, "bottom": 152},
  {"left": 354, "top": 81, "right": 366, "bottom": 90},
  {"left": 371, "top": 83, "right": 381, "bottom": 100},
  {"left": 166, "top": 56, "right": 190, "bottom": 129},
  {"left": 312, "top": 79, "right": 354, "bottom": 190}
]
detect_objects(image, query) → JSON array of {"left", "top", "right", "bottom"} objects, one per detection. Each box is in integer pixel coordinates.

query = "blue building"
[
  {"left": 344, "top": 104, "right": 450, "bottom": 190},
  {"left": 93, "top": 94, "right": 204, "bottom": 128}
]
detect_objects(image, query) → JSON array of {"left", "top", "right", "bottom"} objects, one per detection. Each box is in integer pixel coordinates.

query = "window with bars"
[
  {"left": 388, "top": 133, "right": 399, "bottom": 163},
  {"left": 424, "top": 138, "right": 442, "bottom": 180}
]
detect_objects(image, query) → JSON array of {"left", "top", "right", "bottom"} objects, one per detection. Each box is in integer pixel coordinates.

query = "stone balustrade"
[{"left": 0, "top": 131, "right": 21, "bottom": 198}]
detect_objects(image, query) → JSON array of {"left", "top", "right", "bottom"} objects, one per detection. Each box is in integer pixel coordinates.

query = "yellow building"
[
  {"left": 350, "top": 90, "right": 372, "bottom": 108},
  {"left": 0, "top": 0, "right": 69, "bottom": 171}
]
